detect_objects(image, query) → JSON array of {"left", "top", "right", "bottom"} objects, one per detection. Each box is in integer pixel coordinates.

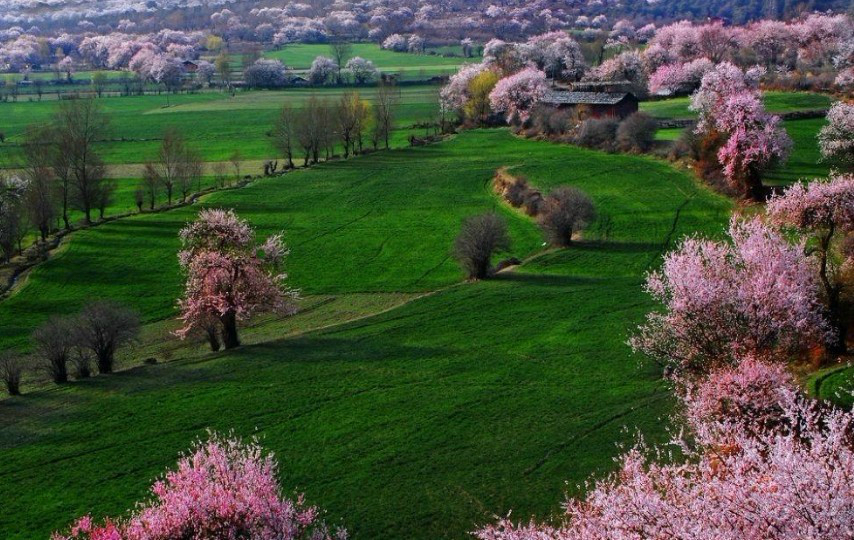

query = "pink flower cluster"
[
  {"left": 488, "top": 67, "right": 549, "bottom": 123},
  {"left": 768, "top": 174, "right": 854, "bottom": 233},
  {"left": 54, "top": 434, "right": 342, "bottom": 540},
  {"left": 630, "top": 217, "right": 830, "bottom": 374},
  {"left": 440, "top": 63, "right": 492, "bottom": 111},
  {"left": 648, "top": 58, "right": 714, "bottom": 95}
]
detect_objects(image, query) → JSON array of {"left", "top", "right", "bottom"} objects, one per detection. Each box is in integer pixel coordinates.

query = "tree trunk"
[
  {"left": 97, "top": 353, "right": 113, "bottom": 374},
  {"left": 206, "top": 325, "right": 222, "bottom": 352},
  {"left": 221, "top": 311, "right": 240, "bottom": 349}
]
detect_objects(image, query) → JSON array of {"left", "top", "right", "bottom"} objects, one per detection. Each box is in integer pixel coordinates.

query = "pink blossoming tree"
[
  {"left": 476, "top": 388, "right": 854, "bottom": 540},
  {"left": 768, "top": 175, "right": 854, "bottom": 352},
  {"left": 691, "top": 63, "right": 790, "bottom": 200},
  {"left": 53, "top": 433, "right": 342, "bottom": 540},
  {"left": 176, "top": 209, "right": 298, "bottom": 350},
  {"left": 818, "top": 101, "right": 854, "bottom": 172},
  {"left": 489, "top": 67, "right": 549, "bottom": 123},
  {"left": 630, "top": 217, "right": 830, "bottom": 376}
]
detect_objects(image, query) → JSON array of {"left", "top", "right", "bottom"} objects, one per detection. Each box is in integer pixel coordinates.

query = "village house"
[{"left": 540, "top": 80, "right": 639, "bottom": 120}]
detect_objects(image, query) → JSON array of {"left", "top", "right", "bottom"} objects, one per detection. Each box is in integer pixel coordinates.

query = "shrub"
[
  {"left": 32, "top": 315, "right": 76, "bottom": 384},
  {"left": 575, "top": 117, "right": 619, "bottom": 151},
  {"left": 0, "top": 352, "right": 22, "bottom": 396},
  {"left": 616, "top": 112, "right": 658, "bottom": 153},
  {"left": 74, "top": 301, "right": 140, "bottom": 374},
  {"left": 71, "top": 351, "right": 92, "bottom": 379},
  {"left": 453, "top": 213, "right": 511, "bottom": 280},
  {"left": 538, "top": 187, "right": 596, "bottom": 247}
]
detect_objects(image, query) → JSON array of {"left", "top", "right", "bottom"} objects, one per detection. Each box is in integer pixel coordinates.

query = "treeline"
[
  {"left": 614, "top": 0, "right": 852, "bottom": 25},
  {"left": 271, "top": 83, "right": 398, "bottom": 168}
]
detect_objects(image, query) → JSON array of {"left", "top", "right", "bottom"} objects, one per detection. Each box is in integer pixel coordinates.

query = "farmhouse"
[{"left": 540, "top": 89, "right": 639, "bottom": 119}]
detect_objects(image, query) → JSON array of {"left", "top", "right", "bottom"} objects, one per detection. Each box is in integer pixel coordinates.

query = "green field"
[
  {"left": 265, "top": 43, "right": 478, "bottom": 79},
  {"left": 0, "top": 129, "right": 731, "bottom": 539},
  {"left": 640, "top": 91, "right": 832, "bottom": 120},
  {"left": 0, "top": 85, "right": 442, "bottom": 167}
]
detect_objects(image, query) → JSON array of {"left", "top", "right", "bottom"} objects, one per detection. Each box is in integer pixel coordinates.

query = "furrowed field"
[{"left": 0, "top": 129, "right": 731, "bottom": 539}]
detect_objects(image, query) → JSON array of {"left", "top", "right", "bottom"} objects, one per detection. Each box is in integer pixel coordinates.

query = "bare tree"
[
  {"left": 296, "top": 96, "right": 323, "bottom": 166},
  {"left": 538, "top": 186, "right": 596, "bottom": 247},
  {"left": 32, "top": 315, "right": 76, "bottom": 384},
  {"left": 372, "top": 81, "right": 398, "bottom": 150},
  {"left": 273, "top": 104, "right": 297, "bottom": 169},
  {"left": 338, "top": 92, "right": 370, "bottom": 158},
  {"left": 0, "top": 175, "right": 28, "bottom": 262},
  {"left": 20, "top": 127, "right": 57, "bottom": 241},
  {"left": 0, "top": 352, "right": 22, "bottom": 396},
  {"left": 95, "top": 179, "right": 116, "bottom": 219},
  {"left": 134, "top": 186, "right": 144, "bottom": 212},
  {"left": 329, "top": 40, "right": 353, "bottom": 85},
  {"left": 142, "top": 162, "right": 160, "bottom": 210},
  {"left": 152, "top": 129, "right": 186, "bottom": 205},
  {"left": 74, "top": 301, "right": 140, "bottom": 374},
  {"left": 177, "top": 147, "right": 203, "bottom": 202},
  {"left": 212, "top": 161, "right": 228, "bottom": 187},
  {"left": 70, "top": 349, "right": 92, "bottom": 379},
  {"left": 230, "top": 150, "right": 242, "bottom": 181},
  {"left": 453, "top": 213, "right": 511, "bottom": 280},
  {"left": 53, "top": 99, "right": 111, "bottom": 224}
]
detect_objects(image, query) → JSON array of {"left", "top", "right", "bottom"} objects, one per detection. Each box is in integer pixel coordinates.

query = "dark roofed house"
[
  {"left": 540, "top": 90, "right": 639, "bottom": 120},
  {"left": 182, "top": 60, "right": 198, "bottom": 73}
]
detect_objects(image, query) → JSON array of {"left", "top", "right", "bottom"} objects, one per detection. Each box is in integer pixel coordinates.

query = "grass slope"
[
  {"left": 640, "top": 91, "right": 832, "bottom": 120},
  {"left": 0, "top": 130, "right": 730, "bottom": 539}
]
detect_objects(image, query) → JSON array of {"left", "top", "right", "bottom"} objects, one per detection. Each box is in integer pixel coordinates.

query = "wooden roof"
[{"left": 541, "top": 91, "right": 634, "bottom": 106}]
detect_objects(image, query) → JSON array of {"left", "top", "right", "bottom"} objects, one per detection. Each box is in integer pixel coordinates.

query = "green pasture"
[
  {"left": 0, "top": 85, "right": 442, "bottom": 166},
  {"left": 640, "top": 91, "right": 832, "bottom": 120},
  {"left": 266, "top": 43, "right": 476, "bottom": 73},
  {"left": 0, "top": 129, "right": 731, "bottom": 539}
]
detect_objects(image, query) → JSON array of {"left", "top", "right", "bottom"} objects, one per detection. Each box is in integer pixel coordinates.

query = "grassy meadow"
[
  {"left": 265, "top": 43, "right": 478, "bottom": 79},
  {"left": 0, "top": 129, "right": 732, "bottom": 539}
]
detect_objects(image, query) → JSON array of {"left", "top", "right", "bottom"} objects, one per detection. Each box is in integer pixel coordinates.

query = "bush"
[
  {"left": 71, "top": 351, "right": 92, "bottom": 379},
  {"left": 538, "top": 186, "right": 596, "bottom": 247},
  {"left": 74, "top": 301, "right": 140, "bottom": 374},
  {"left": 453, "top": 213, "right": 511, "bottom": 280},
  {"left": 32, "top": 315, "right": 76, "bottom": 384},
  {"left": 0, "top": 352, "right": 22, "bottom": 396},
  {"left": 616, "top": 112, "right": 658, "bottom": 153},
  {"left": 575, "top": 117, "right": 619, "bottom": 151}
]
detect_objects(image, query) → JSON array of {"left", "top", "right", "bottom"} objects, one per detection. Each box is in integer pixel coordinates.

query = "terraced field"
[{"left": 0, "top": 130, "right": 730, "bottom": 539}]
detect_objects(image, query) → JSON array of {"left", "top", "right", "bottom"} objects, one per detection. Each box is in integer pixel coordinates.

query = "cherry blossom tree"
[
  {"left": 742, "top": 19, "right": 796, "bottom": 66},
  {"left": 53, "top": 433, "right": 342, "bottom": 540},
  {"left": 345, "top": 56, "right": 377, "bottom": 85},
  {"left": 382, "top": 34, "right": 407, "bottom": 52},
  {"left": 630, "top": 217, "right": 831, "bottom": 376},
  {"left": 476, "top": 389, "right": 854, "bottom": 540},
  {"left": 648, "top": 58, "right": 714, "bottom": 95},
  {"left": 176, "top": 209, "right": 298, "bottom": 350},
  {"left": 818, "top": 101, "right": 854, "bottom": 172},
  {"left": 244, "top": 58, "right": 288, "bottom": 89},
  {"left": 768, "top": 175, "right": 854, "bottom": 352},
  {"left": 308, "top": 55, "right": 337, "bottom": 85},
  {"left": 440, "top": 63, "right": 491, "bottom": 113},
  {"left": 691, "top": 63, "right": 790, "bottom": 199},
  {"left": 489, "top": 67, "right": 548, "bottom": 123}
]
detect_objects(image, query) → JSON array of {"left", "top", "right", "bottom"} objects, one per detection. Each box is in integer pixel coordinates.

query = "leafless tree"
[
  {"left": 70, "top": 349, "right": 92, "bottom": 379},
  {"left": 151, "top": 129, "right": 186, "bottom": 205},
  {"left": 272, "top": 104, "right": 297, "bottom": 169},
  {"left": 372, "top": 81, "right": 398, "bottom": 150},
  {"left": 177, "top": 148, "right": 203, "bottom": 202},
  {"left": 0, "top": 175, "right": 28, "bottom": 262},
  {"left": 52, "top": 99, "right": 111, "bottom": 224},
  {"left": 616, "top": 112, "right": 658, "bottom": 153},
  {"left": 142, "top": 162, "right": 160, "bottom": 210},
  {"left": 95, "top": 179, "right": 116, "bottom": 219},
  {"left": 20, "top": 127, "right": 57, "bottom": 241},
  {"left": 338, "top": 92, "right": 370, "bottom": 158},
  {"left": 212, "top": 161, "right": 228, "bottom": 187},
  {"left": 134, "top": 186, "right": 144, "bottom": 212},
  {"left": 74, "top": 301, "right": 140, "bottom": 374},
  {"left": 538, "top": 186, "right": 596, "bottom": 247},
  {"left": 230, "top": 150, "right": 242, "bottom": 181},
  {"left": 296, "top": 96, "right": 323, "bottom": 166},
  {"left": 329, "top": 40, "right": 352, "bottom": 85},
  {"left": 32, "top": 315, "right": 76, "bottom": 384},
  {"left": 453, "top": 213, "right": 511, "bottom": 280},
  {"left": 0, "top": 352, "right": 22, "bottom": 396}
]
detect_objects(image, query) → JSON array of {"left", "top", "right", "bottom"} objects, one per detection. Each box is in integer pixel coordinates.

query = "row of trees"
[
  {"left": 1, "top": 300, "right": 139, "bottom": 395},
  {"left": 271, "top": 84, "right": 398, "bottom": 167},
  {"left": 0, "top": 99, "right": 114, "bottom": 262}
]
